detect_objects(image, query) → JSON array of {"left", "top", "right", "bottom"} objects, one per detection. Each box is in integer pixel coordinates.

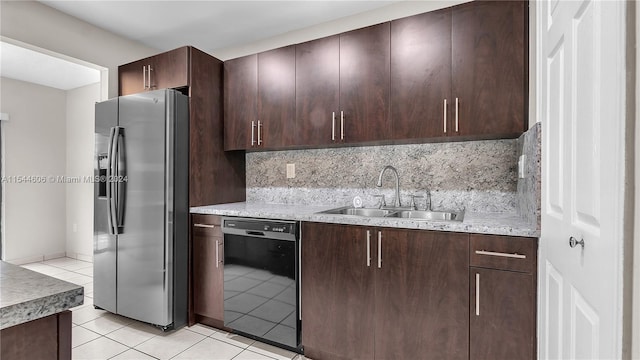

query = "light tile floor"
[{"left": 22, "top": 257, "right": 307, "bottom": 360}]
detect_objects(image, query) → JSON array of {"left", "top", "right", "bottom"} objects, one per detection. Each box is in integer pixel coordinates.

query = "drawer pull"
[
  {"left": 194, "top": 223, "right": 215, "bottom": 229},
  {"left": 475, "top": 250, "right": 526, "bottom": 259},
  {"left": 475, "top": 273, "right": 480, "bottom": 316}
]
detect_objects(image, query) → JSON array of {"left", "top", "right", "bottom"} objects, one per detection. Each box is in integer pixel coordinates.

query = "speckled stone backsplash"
[
  {"left": 517, "top": 123, "right": 541, "bottom": 229},
  {"left": 246, "top": 139, "right": 519, "bottom": 213}
]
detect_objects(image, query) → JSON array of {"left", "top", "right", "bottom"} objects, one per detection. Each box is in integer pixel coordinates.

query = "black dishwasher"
[{"left": 221, "top": 217, "right": 301, "bottom": 352}]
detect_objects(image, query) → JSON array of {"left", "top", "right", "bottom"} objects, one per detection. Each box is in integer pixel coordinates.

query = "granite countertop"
[
  {"left": 0, "top": 261, "right": 84, "bottom": 330},
  {"left": 191, "top": 202, "right": 540, "bottom": 238}
]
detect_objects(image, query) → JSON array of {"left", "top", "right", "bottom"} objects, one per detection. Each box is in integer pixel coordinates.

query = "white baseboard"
[
  {"left": 7, "top": 252, "right": 66, "bottom": 265},
  {"left": 75, "top": 253, "right": 93, "bottom": 263}
]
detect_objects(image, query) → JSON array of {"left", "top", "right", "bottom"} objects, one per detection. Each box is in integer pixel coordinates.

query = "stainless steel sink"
[
  {"left": 320, "top": 207, "right": 394, "bottom": 217},
  {"left": 319, "top": 206, "right": 464, "bottom": 222},
  {"left": 388, "top": 210, "right": 464, "bottom": 222}
]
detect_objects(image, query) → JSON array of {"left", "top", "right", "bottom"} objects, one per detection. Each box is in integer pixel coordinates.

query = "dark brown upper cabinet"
[
  {"left": 391, "top": 9, "right": 452, "bottom": 140},
  {"left": 119, "top": 47, "right": 189, "bottom": 96},
  {"left": 118, "top": 46, "right": 246, "bottom": 207},
  {"left": 258, "top": 46, "right": 296, "bottom": 149},
  {"left": 339, "top": 23, "right": 391, "bottom": 143},
  {"left": 223, "top": 54, "right": 257, "bottom": 151},
  {"left": 391, "top": 1, "right": 526, "bottom": 141},
  {"left": 223, "top": 48, "right": 296, "bottom": 150},
  {"left": 295, "top": 36, "right": 340, "bottom": 147},
  {"left": 451, "top": 1, "right": 526, "bottom": 138}
]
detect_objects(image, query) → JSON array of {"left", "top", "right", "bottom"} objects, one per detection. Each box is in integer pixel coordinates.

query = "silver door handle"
[
  {"left": 475, "top": 272, "right": 480, "bottom": 316},
  {"left": 193, "top": 224, "right": 215, "bottom": 229},
  {"left": 377, "top": 231, "right": 382, "bottom": 269},
  {"left": 147, "top": 64, "right": 153, "bottom": 89},
  {"left": 106, "top": 127, "right": 117, "bottom": 235},
  {"left": 569, "top": 236, "right": 585, "bottom": 249},
  {"left": 443, "top": 99, "right": 447, "bottom": 133},
  {"left": 215, "top": 240, "right": 219, "bottom": 268},
  {"left": 257, "top": 120, "right": 262, "bottom": 146},
  {"left": 366, "top": 230, "right": 371, "bottom": 267},
  {"left": 115, "top": 128, "right": 126, "bottom": 230},
  {"left": 455, "top": 97, "right": 459, "bottom": 132},
  {"left": 475, "top": 250, "right": 526, "bottom": 259},
  {"left": 332, "top": 112, "right": 336, "bottom": 141},
  {"left": 251, "top": 121, "right": 256, "bottom": 146},
  {"left": 143, "top": 65, "right": 147, "bottom": 89},
  {"left": 340, "top": 111, "right": 344, "bottom": 140}
]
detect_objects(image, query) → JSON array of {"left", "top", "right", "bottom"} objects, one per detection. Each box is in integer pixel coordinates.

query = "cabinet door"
[
  {"left": 119, "top": 59, "right": 147, "bottom": 96},
  {"left": 375, "top": 229, "right": 469, "bottom": 360},
  {"left": 391, "top": 9, "right": 452, "bottom": 140},
  {"left": 301, "top": 223, "right": 374, "bottom": 360},
  {"left": 470, "top": 268, "right": 534, "bottom": 360},
  {"left": 152, "top": 46, "right": 189, "bottom": 91},
  {"left": 295, "top": 36, "right": 340, "bottom": 146},
  {"left": 339, "top": 23, "right": 391, "bottom": 143},
  {"left": 192, "top": 215, "right": 224, "bottom": 322},
  {"left": 451, "top": 1, "right": 526, "bottom": 138},
  {"left": 223, "top": 54, "right": 257, "bottom": 150},
  {"left": 258, "top": 46, "right": 296, "bottom": 149}
]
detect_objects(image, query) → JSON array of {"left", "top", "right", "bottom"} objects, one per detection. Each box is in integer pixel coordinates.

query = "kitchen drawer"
[
  {"left": 192, "top": 214, "right": 222, "bottom": 237},
  {"left": 470, "top": 234, "right": 536, "bottom": 273}
]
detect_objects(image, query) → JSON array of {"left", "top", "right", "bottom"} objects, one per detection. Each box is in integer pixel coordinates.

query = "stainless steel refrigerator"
[{"left": 93, "top": 89, "right": 189, "bottom": 330}]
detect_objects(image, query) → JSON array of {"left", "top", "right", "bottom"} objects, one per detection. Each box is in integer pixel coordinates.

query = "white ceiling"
[
  {"left": 0, "top": 41, "right": 101, "bottom": 90},
  {"left": 2, "top": 1, "right": 398, "bottom": 91},
  {"left": 40, "top": 1, "right": 398, "bottom": 55}
]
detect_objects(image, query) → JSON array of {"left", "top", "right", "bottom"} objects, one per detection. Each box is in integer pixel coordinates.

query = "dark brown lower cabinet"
[
  {"left": 190, "top": 214, "right": 225, "bottom": 328},
  {"left": 301, "top": 222, "right": 469, "bottom": 360},
  {"left": 470, "top": 268, "right": 535, "bottom": 360},
  {"left": 301, "top": 223, "right": 374, "bottom": 360},
  {"left": 0, "top": 311, "right": 71, "bottom": 360}
]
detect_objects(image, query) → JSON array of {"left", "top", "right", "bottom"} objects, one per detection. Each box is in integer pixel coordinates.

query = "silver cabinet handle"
[
  {"left": 475, "top": 250, "right": 526, "bottom": 259},
  {"left": 475, "top": 273, "right": 480, "bottom": 316},
  {"left": 193, "top": 223, "right": 215, "bottom": 229},
  {"left": 377, "top": 231, "right": 382, "bottom": 268},
  {"left": 147, "top": 64, "right": 153, "bottom": 89},
  {"left": 455, "top": 97, "right": 459, "bottom": 132},
  {"left": 366, "top": 230, "right": 371, "bottom": 267},
  {"left": 340, "top": 111, "right": 344, "bottom": 140},
  {"left": 251, "top": 121, "right": 256, "bottom": 146},
  {"left": 215, "top": 240, "right": 220, "bottom": 268},
  {"left": 257, "top": 120, "right": 262, "bottom": 146},
  {"left": 142, "top": 65, "right": 147, "bottom": 89},
  {"left": 332, "top": 112, "right": 336, "bottom": 141},
  {"left": 443, "top": 99, "right": 448, "bottom": 133}
]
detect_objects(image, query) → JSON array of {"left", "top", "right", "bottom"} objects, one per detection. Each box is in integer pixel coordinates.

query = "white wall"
[
  {"left": 65, "top": 83, "right": 100, "bottom": 262},
  {"left": 0, "top": 1, "right": 158, "bottom": 98},
  {"left": 211, "top": 0, "right": 471, "bottom": 60},
  {"left": 1, "top": 77, "right": 67, "bottom": 263}
]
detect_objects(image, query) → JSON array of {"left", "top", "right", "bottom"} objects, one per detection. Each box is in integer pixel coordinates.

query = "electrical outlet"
[
  {"left": 286, "top": 163, "right": 296, "bottom": 179},
  {"left": 72, "top": 223, "right": 78, "bottom": 233},
  {"left": 518, "top": 155, "right": 526, "bottom": 179}
]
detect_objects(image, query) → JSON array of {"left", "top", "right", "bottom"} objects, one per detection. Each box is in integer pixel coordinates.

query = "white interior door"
[{"left": 538, "top": 0, "right": 626, "bottom": 359}]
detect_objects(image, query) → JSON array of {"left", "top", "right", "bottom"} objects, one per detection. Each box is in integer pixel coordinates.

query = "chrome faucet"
[{"left": 376, "top": 165, "right": 401, "bottom": 208}]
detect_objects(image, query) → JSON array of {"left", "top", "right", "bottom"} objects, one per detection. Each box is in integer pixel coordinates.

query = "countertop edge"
[
  {"left": 191, "top": 203, "right": 540, "bottom": 238},
  {"left": 0, "top": 286, "right": 84, "bottom": 330}
]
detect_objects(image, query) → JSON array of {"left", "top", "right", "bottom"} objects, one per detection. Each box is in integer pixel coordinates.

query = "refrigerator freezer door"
[
  {"left": 94, "top": 98, "right": 118, "bottom": 314},
  {"left": 116, "top": 90, "right": 172, "bottom": 326}
]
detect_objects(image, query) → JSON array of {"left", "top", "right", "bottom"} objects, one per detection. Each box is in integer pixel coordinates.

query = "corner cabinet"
[
  {"left": 118, "top": 46, "right": 246, "bottom": 207},
  {"left": 301, "top": 222, "right": 469, "bottom": 360},
  {"left": 190, "top": 214, "right": 225, "bottom": 328},
  {"left": 391, "top": 1, "right": 526, "bottom": 141},
  {"left": 469, "top": 234, "right": 537, "bottom": 360}
]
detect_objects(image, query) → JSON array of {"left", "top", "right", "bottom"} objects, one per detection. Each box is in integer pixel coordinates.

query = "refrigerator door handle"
[
  {"left": 107, "top": 127, "right": 118, "bottom": 235},
  {"left": 115, "top": 128, "right": 126, "bottom": 231}
]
